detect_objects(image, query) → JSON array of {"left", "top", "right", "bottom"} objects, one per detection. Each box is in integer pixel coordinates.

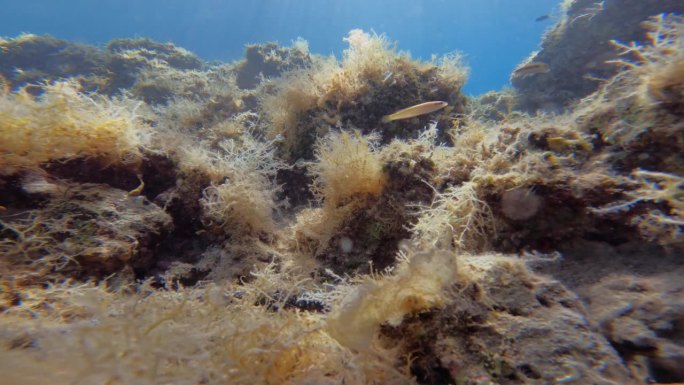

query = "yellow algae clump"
[
  {"left": 0, "top": 81, "right": 149, "bottom": 175},
  {"left": 340, "top": 29, "right": 396, "bottom": 82},
  {"left": 198, "top": 134, "right": 286, "bottom": 237},
  {"left": 289, "top": 131, "right": 387, "bottom": 252},
  {"left": 201, "top": 181, "right": 278, "bottom": 235},
  {"left": 309, "top": 131, "right": 386, "bottom": 208}
]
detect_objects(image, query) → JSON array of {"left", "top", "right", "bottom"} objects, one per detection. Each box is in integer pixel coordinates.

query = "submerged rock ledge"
[{"left": 1, "top": 3, "right": 683, "bottom": 384}]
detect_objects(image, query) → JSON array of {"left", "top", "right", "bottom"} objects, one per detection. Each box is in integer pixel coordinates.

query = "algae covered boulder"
[
  {"left": 0, "top": 178, "right": 172, "bottom": 283},
  {"left": 513, "top": 0, "right": 684, "bottom": 112},
  {"left": 381, "top": 254, "right": 634, "bottom": 385},
  {"left": 235, "top": 41, "right": 312, "bottom": 89},
  {"left": 0, "top": 10, "right": 683, "bottom": 384},
  {"left": 258, "top": 29, "right": 468, "bottom": 162}
]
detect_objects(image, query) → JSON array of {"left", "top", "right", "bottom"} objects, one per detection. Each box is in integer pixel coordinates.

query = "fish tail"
[{"left": 381, "top": 114, "right": 393, "bottom": 123}]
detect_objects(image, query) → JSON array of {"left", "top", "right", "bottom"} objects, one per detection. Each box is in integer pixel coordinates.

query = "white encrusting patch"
[{"left": 339, "top": 236, "right": 354, "bottom": 253}]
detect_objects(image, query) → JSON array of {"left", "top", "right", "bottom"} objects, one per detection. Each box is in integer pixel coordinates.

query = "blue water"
[{"left": 0, "top": 0, "right": 556, "bottom": 95}]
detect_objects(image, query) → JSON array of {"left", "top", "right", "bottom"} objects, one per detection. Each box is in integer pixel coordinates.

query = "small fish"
[
  {"left": 128, "top": 174, "right": 145, "bottom": 197},
  {"left": 535, "top": 15, "right": 550, "bottom": 22},
  {"left": 512, "top": 62, "right": 550, "bottom": 78},
  {"left": 382, "top": 101, "right": 448, "bottom": 123}
]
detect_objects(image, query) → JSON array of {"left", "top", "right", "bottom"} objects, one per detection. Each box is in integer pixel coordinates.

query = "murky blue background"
[{"left": 0, "top": 0, "right": 555, "bottom": 94}]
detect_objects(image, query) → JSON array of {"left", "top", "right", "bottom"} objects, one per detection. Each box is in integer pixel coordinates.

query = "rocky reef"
[
  {"left": 0, "top": 4, "right": 683, "bottom": 385},
  {"left": 512, "top": 0, "right": 684, "bottom": 113}
]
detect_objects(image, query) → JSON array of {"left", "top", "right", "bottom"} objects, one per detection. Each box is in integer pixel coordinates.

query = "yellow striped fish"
[{"left": 381, "top": 101, "right": 448, "bottom": 123}]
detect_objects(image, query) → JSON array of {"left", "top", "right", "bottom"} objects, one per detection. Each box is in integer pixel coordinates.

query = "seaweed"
[
  {"left": 1, "top": 15, "right": 683, "bottom": 384},
  {"left": 0, "top": 81, "right": 150, "bottom": 175}
]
